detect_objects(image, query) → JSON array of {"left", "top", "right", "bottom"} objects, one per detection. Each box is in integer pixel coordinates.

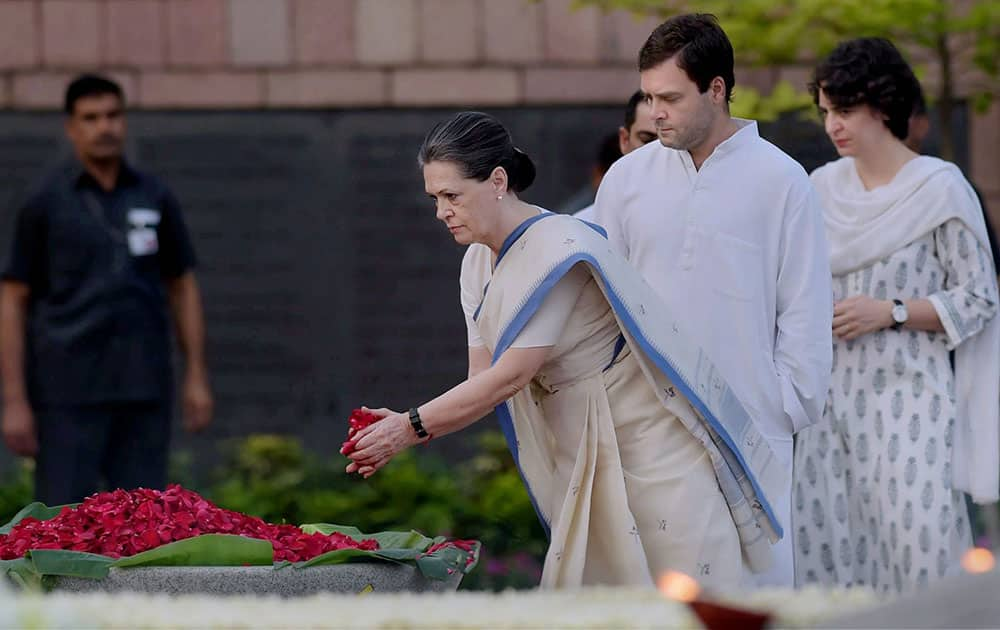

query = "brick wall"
[
  {"left": 0, "top": 0, "right": 996, "bottom": 209},
  {"left": 0, "top": 0, "right": 662, "bottom": 108}
]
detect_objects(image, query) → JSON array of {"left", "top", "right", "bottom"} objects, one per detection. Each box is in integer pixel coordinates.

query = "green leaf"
[
  {"left": 298, "top": 547, "right": 427, "bottom": 568},
  {"left": 415, "top": 540, "right": 482, "bottom": 580},
  {"left": 295, "top": 525, "right": 479, "bottom": 579},
  {"left": 0, "top": 557, "right": 43, "bottom": 590},
  {"left": 294, "top": 525, "right": 426, "bottom": 568},
  {"left": 299, "top": 523, "right": 364, "bottom": 537},
  {"left": 972, "top": 92, "right": 995, "bottom": 114},
  {"left": 416, "top": 547, "right": 467, "bottom": 581},
  {"left": 9, "top": 537, "right": 272, "bottom": 583},
  {"left": 370, "top": 548, "right": 421, "bottom": 562},
  {"left": 112, "top": 534, "right": 273, "bottom": 568},
  {"left": 0, "top": 502, "right": 76, "bottom": 534},
  {"left": 2, "top": 514, "right": 478, "bottom": 585},
  {"left": 297, "top": 547, "right": 385, "bottom": 568},
  {"left": 28, "top": 550, "right": 114, "bottom": 579},
  {"left": 371, "top": 530, "right": 434, "bottom": 551},
  {"left": 299, "top": 524, "right": 435, "bottom": 552}
]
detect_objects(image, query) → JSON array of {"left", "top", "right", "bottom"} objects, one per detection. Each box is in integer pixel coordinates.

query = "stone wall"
[
  {"left": 0, "top": 0, "right": 658, "bottom": 108},
  {"left": 0, "top": 0, "right": 996, "bottom": 212},
  {"left": 0, "top": 0, "right": 997, "bottom": 480}
]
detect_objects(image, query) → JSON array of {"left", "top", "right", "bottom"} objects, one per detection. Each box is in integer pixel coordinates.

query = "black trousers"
[{"left": 34, "top": 400, "right": 171, "bottom": 506}]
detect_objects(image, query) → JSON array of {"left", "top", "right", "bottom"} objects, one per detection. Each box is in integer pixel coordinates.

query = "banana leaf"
[
  {"left": 416, "top": 543, "right": 476, "bottom": 581},
  {"left": 2, "top": 508, "right": 480, "bottom": 585},
  {"left": 30, "top": 550, "right": 115, "bottom": 578},
  {"left": 300, "top": 523, "right": 435, "bottom": 551},
  {"left": 0, "top": 502, "right": 76, "bottom": 534},
  {"left": 297, "top": 523, "right": 481, "bottom": 577},
  {"left": 0, "top": 557, "right": 42, "bottom": 590},
  {"left": 112, "top": 534, "right": 273, "bottom": 568},
  {"left": 11, "top": 535, "right": 273, "bottom": 584},
  {"left": 296, "top": 523, "right": 431, "bottom": 568}
]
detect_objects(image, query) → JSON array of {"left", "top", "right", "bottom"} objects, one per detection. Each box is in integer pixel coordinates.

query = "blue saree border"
[
  {"left": 474, "top": 213, "right": 605, "bottom": 323},
  {"left": 490, "top": 252, "right": 783, "bottom": 539}
]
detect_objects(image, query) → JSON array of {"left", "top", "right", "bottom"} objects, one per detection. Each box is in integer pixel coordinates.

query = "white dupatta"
[
  {"left": 816, "top": 155, "right": 1000, "bottom": 503},
  {"left": 472, "top": 212, "right": 788, "bottom": 572}
]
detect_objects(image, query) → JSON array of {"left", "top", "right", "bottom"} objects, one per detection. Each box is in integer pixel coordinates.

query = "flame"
[
  {"left": 961, "top": 548, "right": 996, "bottom": 574},
  {"left": 657, "top": 571, "right": 701, "bottom": 603}
]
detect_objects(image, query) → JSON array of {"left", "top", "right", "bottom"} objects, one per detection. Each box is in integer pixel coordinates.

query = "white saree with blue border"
[{"left": 469, "top": 212, "right": 785, "bottom": 586}]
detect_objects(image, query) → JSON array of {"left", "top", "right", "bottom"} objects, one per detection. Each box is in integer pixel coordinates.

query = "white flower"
[{"left": 0, "top": 585, "right": 883, "bottom": 629}]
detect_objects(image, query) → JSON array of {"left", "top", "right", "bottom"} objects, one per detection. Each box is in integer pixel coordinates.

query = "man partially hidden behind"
[
  {"left": 575, "top": 90, "right": 658, "bottom": 223},
  {"left": 0, "top": 74, "right": 213, "bottom": 505},
  {"left": 594, "top": 15, "right": 833, "bottom": 586}
]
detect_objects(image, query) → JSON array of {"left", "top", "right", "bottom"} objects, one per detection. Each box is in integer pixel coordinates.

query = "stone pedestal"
[
  {"left": 817, "top": 570, "right": 1000, "bottom": 629},
  {"left": 48, "top": 563, "right": 462, "bottom": 597}
]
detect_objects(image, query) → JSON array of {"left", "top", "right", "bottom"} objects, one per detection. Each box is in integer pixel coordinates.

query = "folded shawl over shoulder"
[
  {"left": 471, "top": 212, "right": 789, "bottom": 572},
  {"left": 815, "top": 156, "right": 1000, "bottom": 503}
]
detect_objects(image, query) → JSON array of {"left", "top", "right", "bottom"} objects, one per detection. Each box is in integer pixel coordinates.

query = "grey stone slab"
[
  {"left": 815, "top": 571, "right": 1000, "bottom": 629},
  {"left": 48, "top": 563, "right": 461, "bottom": 598}
]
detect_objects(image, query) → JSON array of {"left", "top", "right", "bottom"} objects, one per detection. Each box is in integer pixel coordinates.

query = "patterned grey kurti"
[{"left": 793, "top": 218, "right": 998, "bottom": 595}]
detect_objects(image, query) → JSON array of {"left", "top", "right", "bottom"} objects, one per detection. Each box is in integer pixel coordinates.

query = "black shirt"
[{"left": 2, "top": 158, "right": 197, "bottom": 406}]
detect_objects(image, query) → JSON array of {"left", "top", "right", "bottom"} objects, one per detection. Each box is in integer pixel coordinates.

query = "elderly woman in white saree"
[{"left": 345, "top": 112, "right": 785, "bottom": 590}]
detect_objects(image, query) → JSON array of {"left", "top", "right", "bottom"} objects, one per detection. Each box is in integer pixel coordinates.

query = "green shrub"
[{"left": 0, "top": 460, "right": 34, "bottom": 525}]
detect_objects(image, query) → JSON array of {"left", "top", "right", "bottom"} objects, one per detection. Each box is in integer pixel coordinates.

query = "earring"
[{"left": 497, "top": 195, "right": 503, "bottom": 201}]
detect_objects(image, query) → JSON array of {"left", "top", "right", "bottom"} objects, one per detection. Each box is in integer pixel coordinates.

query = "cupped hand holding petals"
[{"left": 344, "top": 407, "right": 418, "bottom": 478}]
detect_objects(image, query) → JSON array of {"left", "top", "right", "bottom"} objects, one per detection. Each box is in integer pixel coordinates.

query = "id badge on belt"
[{"left": 127, "top": 208, "right": 161, "bottom": 256}]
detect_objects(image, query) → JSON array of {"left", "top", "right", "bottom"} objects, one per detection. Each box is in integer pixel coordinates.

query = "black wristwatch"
[
  {"left": 890, "top": 299, "right": 908, "bottom": 331},
  {"left": 408, "top": 407, "right": 429, "bottom": 439}
]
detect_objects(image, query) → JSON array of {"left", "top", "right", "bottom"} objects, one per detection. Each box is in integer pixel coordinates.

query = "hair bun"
[{"left": 510, "top": 147, "right": 536, "bottom": 193}]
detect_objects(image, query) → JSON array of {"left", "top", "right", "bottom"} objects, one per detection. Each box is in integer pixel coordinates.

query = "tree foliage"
[{"left": 580, "top": 0, "right": 999, "bottom": 159}]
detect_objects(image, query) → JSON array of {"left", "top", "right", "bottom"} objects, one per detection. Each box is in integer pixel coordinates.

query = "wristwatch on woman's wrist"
[
  {"left": 890, "top": 299, "right": 908, "bottom": 330},
  {"left": 408, "top": 407, "right": 429, "bottom": 439}
]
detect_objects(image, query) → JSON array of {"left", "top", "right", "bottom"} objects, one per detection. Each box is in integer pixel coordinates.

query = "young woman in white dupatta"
[
  {"left": 345, "top": 112, "right": 787, "bottom": 590},
  {"left": 793, "top": 38, "right": 1000, "bottom": 595}
]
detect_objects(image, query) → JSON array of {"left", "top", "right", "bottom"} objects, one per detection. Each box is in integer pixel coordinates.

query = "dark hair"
[
  {"left": 596, "top": 132, "right": 622, "bottom": 174},
  {"left": 638, "top": 14, "right": 734, "bottom": 103},
  {"left": 624, "top": 90, "right": 645, "bottom": 130},
  {"left": 809, "top": 38, "right": 919, "bottom": 140},
  {"left": 418, "top": 112, "right": 536, "bottom": 193},
  {"left": 912, "top": 80, "right": 927, "bottom": 117},
  {"left": 65, "top": 74, "right": 124, "bottom": 115}
]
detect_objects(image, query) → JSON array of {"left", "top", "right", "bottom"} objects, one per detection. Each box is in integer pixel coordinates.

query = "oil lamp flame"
[
  {"left": 961, "top": 548, "right": 995, "bottom": 574},
  {"left": 657, "top": 571, "right": 701, "bottom": 603}
]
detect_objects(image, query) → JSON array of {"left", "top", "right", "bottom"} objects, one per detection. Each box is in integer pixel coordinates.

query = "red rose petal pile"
[
  {"left": 340, "top": 407, "right": 381, "bottom": 455},
  {"left": 0, "top": 485, "right": 378, "bottom": 563}
]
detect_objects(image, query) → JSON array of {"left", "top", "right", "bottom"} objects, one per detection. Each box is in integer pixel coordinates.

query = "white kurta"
[
  {"left": 793, "top": 155, "right": 1000, "bottom": 595},
  {"left": 593, "top": 120, "right": 833, "bottom": 586},
  {"left": 794, "top": 221, "right": 986, "bottom": 594},
  {"left": 573, "top": 204, "right": 597, "bottom": 224}
]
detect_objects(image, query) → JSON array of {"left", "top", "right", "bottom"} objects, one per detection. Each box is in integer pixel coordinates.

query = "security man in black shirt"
[{"left": 0, "top": 74, "right": 213, "bottom": 505}]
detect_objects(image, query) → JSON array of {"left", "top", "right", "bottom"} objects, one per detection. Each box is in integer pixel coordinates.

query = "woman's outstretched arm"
[
  {"left": 468, "top": 345, "right": 491, "bottom": 379},
  {"left": 346, "top": 345, "right": 551, "bottom": 477}
]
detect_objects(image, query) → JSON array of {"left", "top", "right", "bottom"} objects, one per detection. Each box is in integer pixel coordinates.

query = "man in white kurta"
[
  {"left": 594, "top": 16, "right": 833, "bottom": 586},
  {"left": 596, "top": 116, "right": 832, "bottom": 587}
]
